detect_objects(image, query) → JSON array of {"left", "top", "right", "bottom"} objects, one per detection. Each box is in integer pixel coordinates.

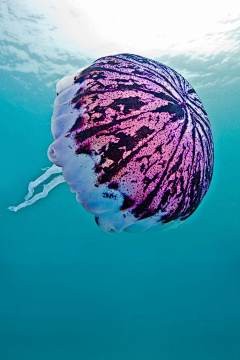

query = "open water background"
[{"left": 1, "top": 1, "right": 240, "bottom": 359}]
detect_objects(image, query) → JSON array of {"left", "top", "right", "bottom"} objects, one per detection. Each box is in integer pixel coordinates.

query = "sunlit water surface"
[{"left": 1, "top": 1, "right": 240, "bottom": 359}]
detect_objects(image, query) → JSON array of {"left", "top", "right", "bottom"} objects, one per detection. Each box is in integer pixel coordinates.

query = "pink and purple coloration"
[{"left": 9, "top": 54, "right": 214, "bottom": 233}]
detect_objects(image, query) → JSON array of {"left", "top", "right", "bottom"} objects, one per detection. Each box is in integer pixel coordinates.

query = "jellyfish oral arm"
[
  {"left": 24, "top": 164, "right": 63, "bottom": 201},
  {"left": 8, "top": 165, "right": 65, "bottom": 212}
]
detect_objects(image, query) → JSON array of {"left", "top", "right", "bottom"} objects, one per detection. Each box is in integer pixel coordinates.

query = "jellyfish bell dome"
[{"left": 9, "top": 54, "right": 214, "bottom": 234}]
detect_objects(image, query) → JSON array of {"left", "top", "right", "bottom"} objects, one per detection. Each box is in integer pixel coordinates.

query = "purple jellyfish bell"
[{"left": 8, "top": 54, "right": 214, "bottom": 234}]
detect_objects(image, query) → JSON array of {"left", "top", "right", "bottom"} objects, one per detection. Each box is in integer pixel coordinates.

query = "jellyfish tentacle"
[
  {"left": 8, "top": 168, "right": 65, "bottom": 212},
  {"left": 24, "top": 164, "right": 63, "bottom": 201}
]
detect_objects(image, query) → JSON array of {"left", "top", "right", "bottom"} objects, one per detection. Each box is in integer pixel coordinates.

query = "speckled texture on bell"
[{"left": 48, "top": 54, "right": 214, "bottom": 233}]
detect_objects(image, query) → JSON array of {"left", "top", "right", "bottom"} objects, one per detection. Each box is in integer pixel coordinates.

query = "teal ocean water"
[{"left": 1, "top": 2, "right": 240, "bottom": 359}]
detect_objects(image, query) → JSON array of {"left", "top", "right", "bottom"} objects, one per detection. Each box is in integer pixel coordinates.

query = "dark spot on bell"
[
  {"left": 75, "top": 143, "right": 91, "bottom": 155},
  {"left": 188, "top": 88, "right": 196, "bottom": 94},
  {"left": 108, "top": 182, "right": 119, "bottom": 190},
  {"left": 120, "top": 195, "right": 135, "bottom": 211},
  {"left": 95, "top": 165, "right": 102, "bottom": 173},
  {"left": 70, "top": 116, "right": 84, "bottom": 131}
]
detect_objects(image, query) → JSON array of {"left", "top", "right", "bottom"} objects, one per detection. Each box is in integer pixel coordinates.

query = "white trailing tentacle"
[{"left": 8, "top": 165, "right": 65, "bottom": 212}]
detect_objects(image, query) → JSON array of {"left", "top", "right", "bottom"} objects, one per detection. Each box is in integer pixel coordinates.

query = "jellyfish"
[{"left": 8, "top": 54, "right": 214, "bottom": 233}]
